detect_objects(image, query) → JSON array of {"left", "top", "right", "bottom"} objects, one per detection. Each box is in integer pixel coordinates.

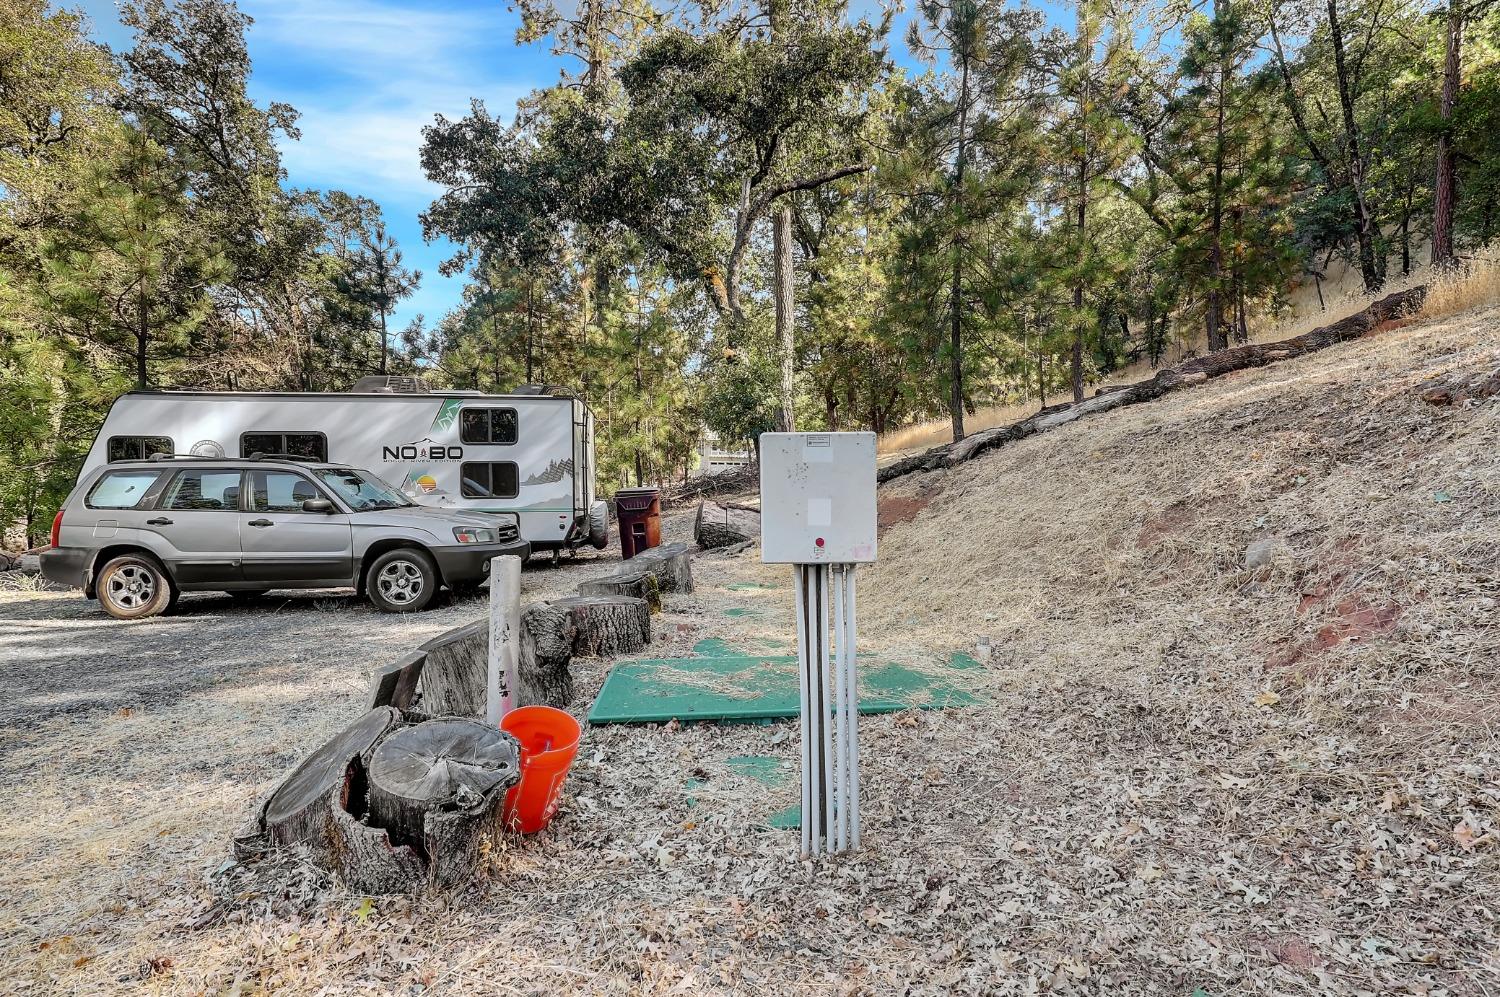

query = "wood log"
[
  {"left": 417, "top": 621, "right": 488, "bottom": 717},
  {"left": 878, "top": 287, "right": 1427, "bottom": 485},
  {"left": 556, "top": 594, "right": 651, "bottom": 658},
  {"left": 519, "top": 602, "right": 577, "bottom": 708},
  {"left": 365, "top": 718, "right": 521, "bottom": 888},
  {"left": 578, "top": 569, "right": 661, "bottom": 612},
  {"left": 695, "top": 499, "right": 760, "bottom": 550},
  {"left": 629, "top": 542, "right": 694, "bottom": 594},
  {"left": 369, "top": 650, "right": 425, "bottom": 710}
]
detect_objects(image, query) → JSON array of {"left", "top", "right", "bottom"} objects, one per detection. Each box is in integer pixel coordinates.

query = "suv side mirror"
[{"left": 302, "top": 498, "right": 335, "bottom": 514}]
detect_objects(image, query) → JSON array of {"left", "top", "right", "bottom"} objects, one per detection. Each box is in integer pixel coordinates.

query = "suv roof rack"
[
  {"left": 147, "top": 453, "right": 219, "bottom": 461},
  {"left": 246, "top": 452, "right": 322, "bottom": 462}
]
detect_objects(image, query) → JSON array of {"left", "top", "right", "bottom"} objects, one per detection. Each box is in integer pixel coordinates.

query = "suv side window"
[
  {"left": 248, "top": 470, "right": 325, "bottom": 512},
  {"left": 161, "top": 470, "right": 243, "bottom": 511},
  {"left": 108, "top": 436, "right": 173, "bottom": 462},
  {"left": 85, "top": 470, "right": 163, "bottom": 509}
]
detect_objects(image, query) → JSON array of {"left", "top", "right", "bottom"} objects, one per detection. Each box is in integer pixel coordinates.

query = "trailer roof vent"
[
  {"left": 351, "top": 375, "right": 427, "bottom": 394},
  {"left": 511, "top": 383, "right": 568, "bottom": 396}
]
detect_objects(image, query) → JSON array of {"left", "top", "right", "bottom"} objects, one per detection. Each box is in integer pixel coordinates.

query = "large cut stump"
[
  {"left": 365, "top": 718, "right": 521, "bottom": 888},
  {"left": 519, "top": 595, "right": 650, "bottom": 707},
  {"left": 237, "top": 706, "right": 427, "bottom": 891},
  {"left": 237, "top": 712, "right": 524, "bottom": 892},
  {"left": 695, "top": 500, "right": 760, "bottom": 550},
  {"left": 629, "top": 542, "right": 694, "bottom": 594},
  {"left": 417, "top": 621, "right": 487, "bottom": 716},
  {"left": 578, "top": 569, "right": 662, "bottom": 612},
  {"left": 555, "top": 594, "right": 651, "bottom": 657}
]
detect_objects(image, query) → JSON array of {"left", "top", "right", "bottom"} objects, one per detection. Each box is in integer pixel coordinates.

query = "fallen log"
[
  {"left": 629, "top": 542, "right": 694, "bottom": 594},
  {"left": 879, "top": 287, "right": 1427, "bottom": 485},
  {"left": 578, "top": 569, "right": 662, "bottom": 612},
  {"left": 366, "top": 718, "right": 521, "bottom": 888},
  {"left": 695, "top": 500, "right": 760, "bottom": 550}
]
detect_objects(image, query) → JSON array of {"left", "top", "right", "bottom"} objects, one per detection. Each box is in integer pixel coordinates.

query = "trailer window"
[
  {"left": 86, "top": 470, "right": 163, "bottom": 509},
  {"left": 107, "top": 436, "right": 173, "bottom": 462},
  {"left": 460, "top": 408, "right": 518, "bottom": 445},
  {"left": 241, "top": 432, "right": 327, "bottom": 461},
  {"left": 459, "top": 462, "right": 519, "bottom": 499}
]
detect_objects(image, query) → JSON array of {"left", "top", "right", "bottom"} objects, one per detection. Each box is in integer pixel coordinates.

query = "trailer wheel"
[
  {"left": 97, "top": 554, "right": 174, "bottom": 620},
  {"left": 365, "top": 548, "right": 438, "bottom": 613}
]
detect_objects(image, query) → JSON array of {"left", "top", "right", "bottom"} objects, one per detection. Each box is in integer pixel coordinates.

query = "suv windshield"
[{"left": 312, "top": 468, "right": 413, "bottom": 511}]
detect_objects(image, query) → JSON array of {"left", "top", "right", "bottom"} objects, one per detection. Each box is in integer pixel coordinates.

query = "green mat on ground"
[{"left": 588, "top": 639, "right": 980, "bottom": 724}]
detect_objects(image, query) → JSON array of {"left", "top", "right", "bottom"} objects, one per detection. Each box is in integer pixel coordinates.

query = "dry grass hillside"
[{"left": 859, "top": 296, "right": 1500, "bottom": 990}]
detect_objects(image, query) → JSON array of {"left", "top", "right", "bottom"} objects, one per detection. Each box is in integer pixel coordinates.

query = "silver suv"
[{"left": 41, "top": 456, "right": 530, "bottom": 618}]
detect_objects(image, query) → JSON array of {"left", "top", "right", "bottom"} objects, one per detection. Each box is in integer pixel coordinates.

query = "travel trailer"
[{"left": 82, "top": 381, "right": 608, "bottom": 554}]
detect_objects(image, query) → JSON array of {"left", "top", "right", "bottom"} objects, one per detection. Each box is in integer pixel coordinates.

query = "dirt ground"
[{"left": 3, "top": 305, "right": 1499, "bottom": 996}]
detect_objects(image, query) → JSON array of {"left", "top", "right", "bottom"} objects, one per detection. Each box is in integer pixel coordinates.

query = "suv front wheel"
[
  {"left": 366, "top": 548, "right": 438, "bottom": 613},
  {"left": 97, "top": 554, "right": 175, "bottom": 620}
]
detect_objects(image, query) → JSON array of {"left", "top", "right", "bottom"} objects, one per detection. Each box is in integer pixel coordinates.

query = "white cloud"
[{"left": 246, "top": 0, "right": 511, "bottom": 72}]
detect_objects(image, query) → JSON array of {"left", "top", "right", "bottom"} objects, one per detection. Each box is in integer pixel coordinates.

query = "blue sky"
[
  {"left": 70, "top": 0, "right": 1072, "bottom": 332},
  {"left": 76, "top": 0, "right": 549, "bottom": 331}
]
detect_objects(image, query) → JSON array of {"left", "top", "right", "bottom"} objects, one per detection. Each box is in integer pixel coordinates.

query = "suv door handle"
[
  {"left": 146, "top": 517, "right": 173, "bottom": 526},
  {"left": 247, "top": 519, "right": 274, "bottom": 528}
]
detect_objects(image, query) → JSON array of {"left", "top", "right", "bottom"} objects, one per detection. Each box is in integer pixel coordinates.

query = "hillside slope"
[{"left": 858, "top": 302, "right": 1499, "bottom": 989}]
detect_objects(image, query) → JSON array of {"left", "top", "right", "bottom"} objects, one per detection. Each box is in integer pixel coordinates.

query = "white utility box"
[{"left": 759, "top": 432, "right": 877, "bottom": 564}]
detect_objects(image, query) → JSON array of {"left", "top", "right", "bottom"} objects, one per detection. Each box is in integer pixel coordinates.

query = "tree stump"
[
  {"left": 518, "top": 595, "right": 651, "bottom": 707},
  {"left": 557, "top": 594, "right": 651, "bottom": 657},
  {"left": 695, "top": 500, "right": 760, "bottom": 550},
  {"left": 417, "top": 621, "right": 488, "bottom": 716},
  {"left": 257, "top": 706, "right": 402, "bottom": 852},
  {"left": 519, "top": 602, "right": 577, "bottom": 708},
  {"left": 366, "top": 718, "right": 521, "bottom": 888},
  {"left": 630, "top": 542, "right": 694, "bottom": 594},
  {"left": 578, "top": 569, "right": 662, "bottom": 613},
  {"left": 369, "top": 650, "right": 426, "bottom": 710}
]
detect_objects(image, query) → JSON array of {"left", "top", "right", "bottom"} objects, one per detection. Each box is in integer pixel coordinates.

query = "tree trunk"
[
  {"left": 1207, "top": 0, "right": 1229, "bottom": 353},
  {"left": 365, "top": 718, "right": 521, "bottom": 887},
  {"left": 519, "top": 594, "right": 653, "bottom": 708},
  {"left": 136, "top": 284, "right": 149, "bottom": 389},
  {"left": 694, "top": 499, "right": 760, "bottom": 549},
  {"left": 1327, "top": 0, "right": 1382, "bottom": 292},
  {"left": 1432, "top": 0, "right": 1462, "bottom": 268},
  {"left": 949, "top": 55, "right": 971, "bottom": 442},
  {"left": 774, "top": 204, "right": 796, "bottom": 433}
]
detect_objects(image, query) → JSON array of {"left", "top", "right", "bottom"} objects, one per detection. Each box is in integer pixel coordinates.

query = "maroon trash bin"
[{"left": 615, "top": 487, "right": 661, "bottom": 559}]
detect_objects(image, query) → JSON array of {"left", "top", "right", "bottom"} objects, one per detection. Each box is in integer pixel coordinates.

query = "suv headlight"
[{"left": 453, "top": 527, "right": 496, "bottom": 544}]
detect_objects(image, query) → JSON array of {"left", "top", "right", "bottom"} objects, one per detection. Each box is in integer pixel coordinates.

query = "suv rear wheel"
[
  {"left": 366, "top": 548, "right": 438, "bottom": 613},
  {"left": 97, "top": 554, "right": 174, "bottom": 620}
]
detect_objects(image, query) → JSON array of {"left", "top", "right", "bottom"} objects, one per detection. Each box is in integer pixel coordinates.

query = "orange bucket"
[{"left": 500, "top": 706, "right": 581, "bottom": 834}]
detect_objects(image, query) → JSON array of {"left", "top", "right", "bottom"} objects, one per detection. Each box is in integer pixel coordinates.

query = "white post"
[{"left": 487, "top": 555, "right": 522, "bottom": 725}]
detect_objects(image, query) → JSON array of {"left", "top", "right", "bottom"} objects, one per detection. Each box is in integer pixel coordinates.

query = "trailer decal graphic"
[{"left": 430, "top": 398, "right": 461, "bottom": 433}]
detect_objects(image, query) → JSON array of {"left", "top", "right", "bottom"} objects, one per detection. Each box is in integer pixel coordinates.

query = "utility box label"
[{"left": 759, "top": 432, "right": 877, "bottom": 564}]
